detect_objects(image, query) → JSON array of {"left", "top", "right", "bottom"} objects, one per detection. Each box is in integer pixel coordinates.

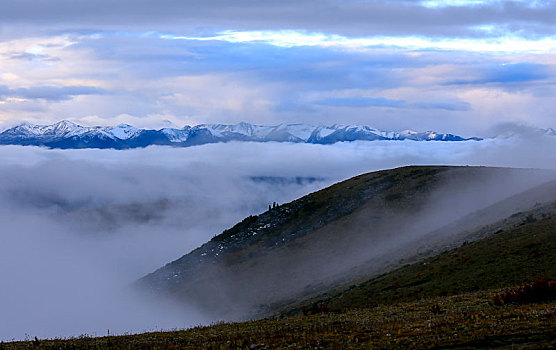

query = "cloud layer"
[
  {"left": 2, "top": 0, "right": 556, "bottom": 38},
  {"left": 0, "top": 135, "right": 555, "bottom": 340},
  {"left": 0, "top": 0, "right": 554, "bottom": 134}
]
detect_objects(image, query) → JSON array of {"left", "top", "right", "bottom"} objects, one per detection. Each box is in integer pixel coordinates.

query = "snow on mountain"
[
  {"left": 8, "top": 120, "right": 84, "bottom": 137},
  {"left": 0, "top": 121, "right": 485, "bottom": 149},
  {"left": 275, "top": 123, "right": 315, "bottom": 141},
  {"left": 543, "top": 128, "right": 556, "bottom": 136},
  {"left": 312, "top": 126, "right": 336, "bottom": 139},
  {"left": 250, "top": 125, "right": 275, "bottom": 139},
  {"left": 105, "top": 124, "right": 141, "bottom": 140},
  {"left": 161, "top": 127, "right": 190, "bottom": 142},
  {"left": 201, "top": 123, "right": 275, "bottom": 140},
  {"left": 49, "top": 120, "right": 88, "bottom": 137}
]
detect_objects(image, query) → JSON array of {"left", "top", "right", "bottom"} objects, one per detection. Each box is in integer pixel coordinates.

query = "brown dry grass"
[{"left": 4, "top": 289, "right": 554, "bottom": 349}]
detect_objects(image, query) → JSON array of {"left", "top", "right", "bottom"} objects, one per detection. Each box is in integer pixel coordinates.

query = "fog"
[{"left": 1, "top": 135, "right": 555, "bottom": 341}]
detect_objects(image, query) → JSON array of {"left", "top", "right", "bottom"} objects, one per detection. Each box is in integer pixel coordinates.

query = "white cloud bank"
[
  {"left": 171, "top": 30, "right": 556, "bottom": 53},
  {"left": 0, "top": 136, "right": 554, "bottom": 341}
]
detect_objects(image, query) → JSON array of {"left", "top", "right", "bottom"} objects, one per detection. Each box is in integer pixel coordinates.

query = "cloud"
[
  {"left": 0, "top": 135, "right": 555, "bottom": 340},
  {"left": 7, "top": 52, "right": 60, "bottom": 61},
  {"left": 486, "top": 121, "right": 556, "bottom": 138},
  {"left": 316, "top": 96, "right": 407, "bottom": 108},
  {"left": 315, "top": 96, "right": 471, "bottom": 111},
  {"left": 420, "top": 0, "right": 550, "bottom": 9},
  {"left": 0, "top": 85, "right": 108, "bottom": 102},
  {"left": 0, "top": 146, "right": 331, "bottom": 340},
  {"left": 1, "top": 31, "right": 554, "bottom": 134},
  {"left": 173, "top": 29, "right": 556, "bottom": 53},
  {"left": 413, "top": 100, "right": 472, "bottom": 111},
  {"left": 1, "top": 0, "right": 556, "bottom": 39},
  {"left": 447, "top": 62, "right": 550, "bottom": 85},
  {"left": 0, "top": 3, "right": 554, "bottom": 135}
]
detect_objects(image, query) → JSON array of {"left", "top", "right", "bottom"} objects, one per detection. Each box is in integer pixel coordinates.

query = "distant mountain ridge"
[{"left": 0, "top": 120, "right": 482, "bottom": 149}]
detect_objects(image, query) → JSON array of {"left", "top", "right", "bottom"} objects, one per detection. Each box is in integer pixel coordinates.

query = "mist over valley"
[{"left": 1, "top": 135, "right": 555, "bottom": 341}]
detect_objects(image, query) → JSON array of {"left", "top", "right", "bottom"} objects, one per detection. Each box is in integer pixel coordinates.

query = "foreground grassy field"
[{"left": 4, "top": 289, "right": 555, "bottom": 349}]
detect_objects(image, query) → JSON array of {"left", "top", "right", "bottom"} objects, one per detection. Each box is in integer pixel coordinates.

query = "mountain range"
[{"left": 0, "top": 120, "right": 483, "bottom": 149}]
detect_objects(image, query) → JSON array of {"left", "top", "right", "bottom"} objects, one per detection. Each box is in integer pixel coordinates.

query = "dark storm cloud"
[
  {"left": 0, "top": 85, "right": 108, "bottom": 101},
  {"left": 1, "top": 0, "right": 555, "bottom": 38}
]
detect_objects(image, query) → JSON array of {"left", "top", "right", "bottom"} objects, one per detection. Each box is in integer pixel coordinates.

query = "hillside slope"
[
  {"left": 138, "top": 166, "right": 556, "bottom": 320},
  {"left": 284, "top": 208, "right": 555, "bottom": 314},
  {"left": 7, "top": 214, "right": 555, "bottom": 349}
]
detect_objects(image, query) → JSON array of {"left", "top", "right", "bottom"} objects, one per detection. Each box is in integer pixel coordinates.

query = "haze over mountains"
[{"left": 0, "top": 120, "right": 485, "bottom": 149}]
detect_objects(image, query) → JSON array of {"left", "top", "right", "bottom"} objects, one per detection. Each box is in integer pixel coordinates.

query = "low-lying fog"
[{"left": 1, "top": 134, "right": 555, "bottom": 341}]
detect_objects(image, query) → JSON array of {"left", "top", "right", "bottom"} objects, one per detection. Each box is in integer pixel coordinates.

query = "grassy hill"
[
  {"left": 284, "top": 209, "right": 556, "bottom": 314},
  {"left": 4, "top": 166, "right": 556, "bottom": 349},
  {"left": 5, "top": 213, "right": 555, "bottom": 349},
  {"left": 138, "top": 166, "right": 555, "bottom": 320},
  {"left": 4, "top": 292, "right": 555, "bottom": 349}
]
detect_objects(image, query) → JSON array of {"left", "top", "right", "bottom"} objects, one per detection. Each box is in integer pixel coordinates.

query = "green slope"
[
  {"left": 6, "top": 216, "right": 556, "bottom": 349},
  {"left": 287, "top": 211, "right": 556, "bottom": 313},
  {"left": 138, "top": 166, "right": 555, "bottom": 319},
  {"left": 6, "top": 168, "right": 556, "bottom": 350}
]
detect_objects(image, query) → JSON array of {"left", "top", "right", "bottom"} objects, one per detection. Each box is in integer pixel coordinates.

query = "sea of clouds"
[{"left": 0, "top": 134, "right": 555, "bottom": 341}]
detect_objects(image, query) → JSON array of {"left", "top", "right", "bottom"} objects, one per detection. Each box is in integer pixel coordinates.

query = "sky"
[{"left": 0, "top": 0, "right": 555, "bottom": 136}]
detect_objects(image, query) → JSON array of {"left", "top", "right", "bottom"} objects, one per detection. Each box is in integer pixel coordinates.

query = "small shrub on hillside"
[
  {"left": 430, "top": 303, "right": 442, "bottom": 314},
  {"left": 523, "top": 214, "right": 537, "bottom": 224},
  {"left": 302, "top": 301, "right": 329, "bottom": 315},
  {"left": 493, "top": 279, "right": 556, "bottom": 306}
]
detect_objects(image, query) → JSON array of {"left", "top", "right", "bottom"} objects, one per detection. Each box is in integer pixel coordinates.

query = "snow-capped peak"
[
  {"left": 105, "top": 124, "right": 141, "bottom": 140},
  {"left": 0, "top": 120, "right": 487, "bottom": 149}
]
